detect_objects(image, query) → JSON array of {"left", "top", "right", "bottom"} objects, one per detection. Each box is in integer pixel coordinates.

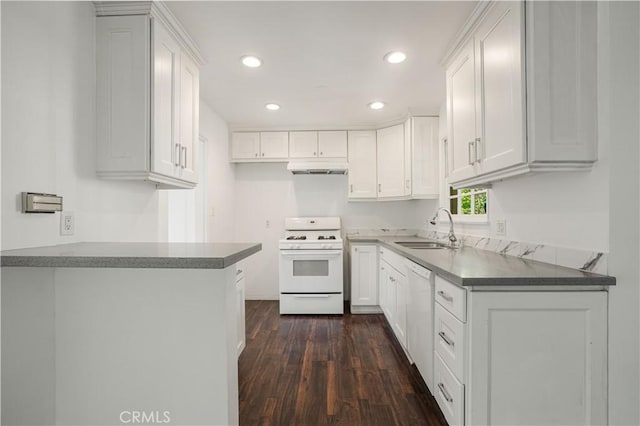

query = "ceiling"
[{"left": 167, "top": 1, "right": 477, "bottom": 130}]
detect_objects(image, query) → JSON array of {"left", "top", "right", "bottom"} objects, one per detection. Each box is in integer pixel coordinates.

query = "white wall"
[
  {"left": 201, "top": 101, "right": 236, "bottom": 243},
  {"left": 234, "top": 162, "right": 436, "bottom": 299},
  {"left": 1, "top": 1, "right": 165, "bottom": 250}
]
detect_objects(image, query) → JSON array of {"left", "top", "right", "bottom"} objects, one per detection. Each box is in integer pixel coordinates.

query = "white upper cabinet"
[
  {"left": 347, "top": 130, "right": 377, "bottom": 199},
  {"left": 289, "top": 130, "right": 347, "bottom": 159},
  {"left": 231, "top": 132, "right": 260, "bottom": 159},
  {"left": 377, "top": 124, "right": 406, "bottom": 198},
  {"left": 318, "top": 131, "right": 348, "bottom": 158},
  {"left": 178, "top": 51, "right": 200, "bottom": 183},
  {"left": 411, "top": 117, "right": 440, "bottom": 198},
  {"left": 289, "top": 131, "right": 318, "bottom": 158},
  {"left": 231, "top": 132, "right": 288, "bottom": 160},
  {"left": 259, "top": 132, "right": 289, "bottom": 159},
  {"left": 444, "top": 0, "right": 597, "bottom": 188},
  {"left": 95, "top": 3, "right": 203, "bottom": 189}
]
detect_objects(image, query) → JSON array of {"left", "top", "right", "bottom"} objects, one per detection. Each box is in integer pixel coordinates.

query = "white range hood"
[{"left": 287, "top": 161, "right": 349, "bottom": 175}]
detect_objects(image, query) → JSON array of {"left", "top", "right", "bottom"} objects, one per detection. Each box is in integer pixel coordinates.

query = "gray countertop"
[
  {"left": 348, "top": 236, "right": 615, "bottom": 287},
  {"left": 0, "top": 242, "right": 262, "bottom": 269}
]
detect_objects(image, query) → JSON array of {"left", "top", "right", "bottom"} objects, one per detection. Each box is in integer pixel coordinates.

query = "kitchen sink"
[{"left": 395, "top": 241, "right": 449, "bottom": 249}]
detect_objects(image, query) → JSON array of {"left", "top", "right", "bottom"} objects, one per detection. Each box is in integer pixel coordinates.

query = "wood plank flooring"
[{"left": 239, "top": 301, "right": 448, "bottom": 426}]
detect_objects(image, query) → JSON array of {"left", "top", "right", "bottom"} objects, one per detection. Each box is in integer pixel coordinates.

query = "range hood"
[{"left": 287, "top": 161, "right": 349, "bottom": 175}]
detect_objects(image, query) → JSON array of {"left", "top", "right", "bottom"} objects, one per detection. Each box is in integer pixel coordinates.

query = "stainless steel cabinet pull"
[
  {"left": 389, "top": 276, "right": 396, "bottom": 282},
  {"left": 378, "top": 183, "right": 382, "bottom": 193},
  {"left": 314, "top": 152, "right": 317, "bottom": 156},
  {"left": 437, "top": 290, "right": 454, "bottom": 302},
  {"left": 350, "top": 184, "right": 353, "bottom": 193},
  {"left": 236, "top": 269, "right": 243, "bottom": 275},
  {"left": 468, "top": 141, "right": 475, "bottom": 165},
  {"left": 406, "top": 179, "right": 410, "bottom": 190},
  {"left": 438, "top": 331, "right": 455, "bottom": 347},
  {"left": 354, "top": 248, "right": 358, "bottom": 252},
  {"left": 261, "top": 152, "right": 265, "bottom": 157},
  {"left": 475, "top": 137, "right": 481, "bottom": 163},
  {"left": 175, "top": 143, "right": 181, "bottom": 166},
  {"left": 255, "top": 153, "right": 258, "bottom": 157},
  {"left": 320, "top": 151, "right": 323, "bottom": 156},
  {"left": 182, "top": 146, "right": 187, "bottom": 169},
  {"left": 443, "top": 138, "right": 449, "bottom": 177},
  {"left": 438, "top": 383, "right": 453, "bottom": 403}
]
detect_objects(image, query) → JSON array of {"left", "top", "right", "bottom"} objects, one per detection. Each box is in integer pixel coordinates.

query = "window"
[{"left": 449, "top": 187, "right": 488, "bottom": 219}]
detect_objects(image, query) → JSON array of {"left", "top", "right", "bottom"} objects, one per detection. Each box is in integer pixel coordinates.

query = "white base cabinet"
[
  {"left": 406, "top": 260, "right": 434, "bottom": 390},
  {"left": 235, "top": 264, "right": 246, "bottom": 357},
  {"left": 350, "top": 244, "right": 381, "bottom": 314},
  {"left": 466, "top": 291, "right": 607, "bottom": 426}
]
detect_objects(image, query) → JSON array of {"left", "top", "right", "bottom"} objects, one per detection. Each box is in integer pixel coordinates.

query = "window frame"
[{"left": 448, "top": 187, "right": 489, "bottom": 224}]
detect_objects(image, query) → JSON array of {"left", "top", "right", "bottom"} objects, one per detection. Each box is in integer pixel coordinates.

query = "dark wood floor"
[{"left": 238, "top": 300, "right": 448, "bottom": 426}]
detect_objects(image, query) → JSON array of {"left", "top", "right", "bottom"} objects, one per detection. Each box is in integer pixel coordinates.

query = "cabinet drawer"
[
  {"left": 279, "top": 294, "right": 343, "bottom": 315},
  {"left": 434, "top": 352, "right": 465, "bottom": 426},
  {"left": 435, "top": 304, "right": 465, "bottom": 382},
  {"left": 435, "top": 275, "right": 466, "bottom": 322},
  {"left": 378, "top": 246, "right": 406, "bottom": 276}
]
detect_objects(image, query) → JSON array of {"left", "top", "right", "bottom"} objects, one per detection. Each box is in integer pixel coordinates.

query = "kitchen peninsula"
[{"left": 1, "top": 242, "right": 261, "bottom": 426}]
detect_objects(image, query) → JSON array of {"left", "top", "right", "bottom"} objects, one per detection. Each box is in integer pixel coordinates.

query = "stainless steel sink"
[{"left": 395, "top": 241, "right": 449, "bottom": 249}]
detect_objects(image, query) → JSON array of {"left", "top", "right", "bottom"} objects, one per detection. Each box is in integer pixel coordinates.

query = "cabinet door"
[
  {"left": 407, "top": 267, "right": 434, "bottom": 390},
  {"left": 474, "top": 1, "right": 525, "bottom": 174},
  {"left": 235, "top": 273, "right": 246, "bottom": 357},
  {"left": 404, "top": 118, "right": 412, "bottom": 196},
  {"left": 446, "top": 41, "right": 478, "bottom": 183},
  {"left": 289, "top": 131, "right": 318, "bottom": 158},
  {"left": 394, "top": 273, "right": 408, "bottom": 348},
  {"left": 178, "top": 51, "right": 199, "bottom": 183},
  {"left": 318, "top": 131, "right": 347, "bottom": 158},
  {"left": 231, "top": 133, "right": 260, "bottom": 160},
  {"left": 412, "top": 117, "right": 440, "bottom": 198},
  {"left": 260, "top": 132, "right": 289, "bottom": 159},
  {"left": 385, "top": 270, "right": 398, "bottom": 328},
  {"left": 97, "top": 15, "right": 150, "bottom": 174},
  {"left": 378, "top": 259, "right": 389, "bottom": 320},
  {"left": 151, "top": 19, "right": 181, "bottom": 178},
  {"left": 350, "top": 245, "right": 378, "bottom": 306},
  {"left": 376, "top": 124, "right": 406, "bottom": 198},
  {"left": 467, "top": 291, "right": 607, "bottom": 426},
  {"left": 347, "top": 131, "right": 377, "bottom": 199}
]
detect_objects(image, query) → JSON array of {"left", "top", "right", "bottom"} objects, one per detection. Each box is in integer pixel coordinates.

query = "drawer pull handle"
[
  {"left": 439, "top": 331, "right": 455, "bottom": 347},
  {"left": 294, "top": 295, "right": 330, "bottom": 299},
  {"left": 438, "top": 382, "right": 454, "bottom": 403},
  {"left": 437, "top": 290, "right": 454, "bottom": 302},
  {"left": 390, "top": 276, "right": 396, "bottom": 282},
  {"left": 236, "top": 269, "right": 243, "bottom": 275}
]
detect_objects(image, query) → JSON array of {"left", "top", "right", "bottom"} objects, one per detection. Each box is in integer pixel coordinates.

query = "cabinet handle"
[
  {"left": 389, "top": 276, "right": 396, "bottom": 282},
  {"left": 381, "top": 266, "right": 385, "bottom": 271},
  {"left": 405, "top": 179, "right": 410, "bottom": 190},
  {"left": 175, "top": 143, "right": 181, "bottom": 167},
  {"left": 437, "top": 382, "right": 454, "bottom": 403},
  {"left": 350, "top": 184, "right": 353, "bottom": 193},
  {"left": 255, "top": 153, "right": 258, "bottom": 157},
  {"left": 468, "top": 141, "right": 475, "bottom": 165},
  {"left": 438, "top": 331, "right": 455, "bottom": 347},
  {"left": 378, "top": 183, "right": 382, "bottom": 193},
  {"left": 314, "top": 152, "right": 317, "bottom": 156},
  {"left": 236, "top": 269, "right": 243, "bottom": 275},
  {"left": 320, "top": 151, "right": 323, "bottom": 156},
  {"left": 354, "top": 248, "right": 358, "bottom": 252},
  {"left": 181, "top": 146, "right": 187, "bottom": 169},
  {"left": 475, "top": 137, "right": 482, "bottom": 163},
  {"left": 437, "top": 290, "right": 454, "bottom": 303},
  {"left": 261, "top": 153, "right": 265, "bottom": 157}
]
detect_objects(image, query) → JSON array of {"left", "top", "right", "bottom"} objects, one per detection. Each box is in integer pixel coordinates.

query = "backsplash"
[{"left": 418, "top": 230, "right": 608, "bottom": 275}]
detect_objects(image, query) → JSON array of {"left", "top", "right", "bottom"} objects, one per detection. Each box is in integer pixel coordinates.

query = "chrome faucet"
[{"left": 430, "top": 208, "right": 458, "bottom": 248}]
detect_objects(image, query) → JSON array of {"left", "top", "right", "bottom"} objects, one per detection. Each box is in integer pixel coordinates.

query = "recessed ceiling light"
[
  {"left": 384, "top": 51, "right": 407, "bottom": 64},
  {"left": 265, "top": 103, "right": 280, "bottom": 111},
  {"left": 368, "top": 101, "right": 385, "bottom": 110},
  {"left": 241, "top": 55, "right": 262, "bottom": 68}
]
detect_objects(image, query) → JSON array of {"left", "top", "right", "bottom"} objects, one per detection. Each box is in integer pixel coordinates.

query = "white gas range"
[{"left": 278, "top": 217, "right": 344, "bottom": 314}]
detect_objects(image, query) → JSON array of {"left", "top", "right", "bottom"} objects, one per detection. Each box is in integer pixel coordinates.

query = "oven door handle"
[{"left": 280, "top": 250, "right": 343, "bottom": 257}]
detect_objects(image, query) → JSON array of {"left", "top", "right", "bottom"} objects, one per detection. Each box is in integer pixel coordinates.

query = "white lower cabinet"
[
  {"left": 350, "top": 244, "right": 381, "bottom": 314},
  {"left": 378, "top": 248, "right": 408, "bottom": 348},
  {"left": 235, "top": 265, "right": 246, "bottom": 357},
  {"left": 406, "top": 260, "right": 434, "bottom": 389},
  {"left": 434, "top": 352, "right": 465, "bottom": 426}
]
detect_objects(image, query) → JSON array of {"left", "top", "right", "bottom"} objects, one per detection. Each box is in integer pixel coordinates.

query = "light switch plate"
[
  {"left": 60, "top": 211, "right": 74, "bottom": 236},
  {"left": 495, "top": 219, "right": 506, "bottom": 236}
]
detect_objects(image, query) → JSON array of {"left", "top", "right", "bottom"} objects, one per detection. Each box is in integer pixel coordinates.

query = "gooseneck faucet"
[{"left": 430, "top": 207, "right": 458, "bottom": 248}]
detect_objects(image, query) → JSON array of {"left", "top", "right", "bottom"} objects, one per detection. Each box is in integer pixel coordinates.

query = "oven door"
[{"left": 279, "top": 249, "right": 343, "bottom": 293}]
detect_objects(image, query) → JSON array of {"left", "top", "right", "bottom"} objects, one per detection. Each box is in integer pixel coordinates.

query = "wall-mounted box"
[{"left": 21, "top": 192, "right": 63, "bottom": 213}]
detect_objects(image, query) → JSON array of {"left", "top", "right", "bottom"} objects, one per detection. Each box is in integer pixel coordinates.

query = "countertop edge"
[
  {"left": 0, "top": 243, "right": 263, "bottom": 269},
  {"left": 347, "top": 236, "right": 616, "bottom": 287}
]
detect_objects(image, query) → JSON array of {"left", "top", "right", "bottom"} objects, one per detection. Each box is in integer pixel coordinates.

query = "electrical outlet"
[
  {"left": 495, "top": 219, "right": 507, "bottom": 236},
  {"left": 60, "top": 211, "right": 74, "bottom": 236}
]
